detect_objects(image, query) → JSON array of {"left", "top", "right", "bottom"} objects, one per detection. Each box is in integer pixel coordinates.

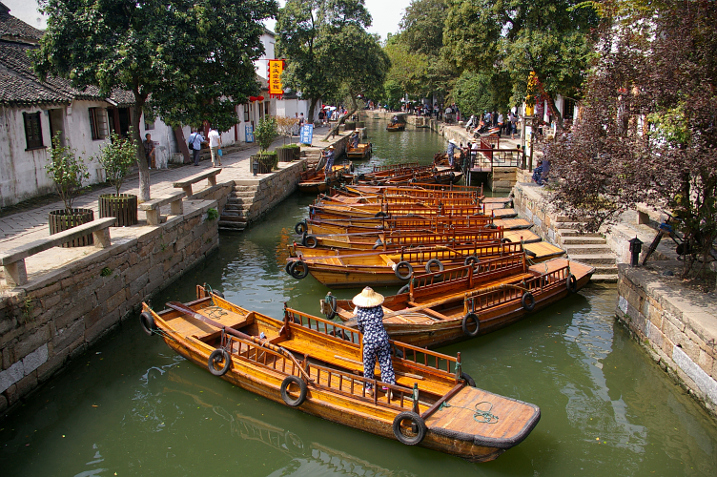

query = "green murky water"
[{"left": 2, "top": 121, "right": 716, "bottom": 476}]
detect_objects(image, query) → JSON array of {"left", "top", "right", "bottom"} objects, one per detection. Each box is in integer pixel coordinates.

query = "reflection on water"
[{"left": 1, "top": 122, "right": 717, "bottom": 477}]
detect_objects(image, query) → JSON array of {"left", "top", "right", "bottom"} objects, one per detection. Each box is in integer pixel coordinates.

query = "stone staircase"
[
  {"left": 218, "top": 184, "right": 258, "bottom": 232},
  {"left": 555, "top": 217, "right": 618, "bottom": 282}
]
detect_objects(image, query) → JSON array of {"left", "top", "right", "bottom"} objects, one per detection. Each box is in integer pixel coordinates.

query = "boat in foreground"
[{"left": 140, "top": 286, "right": 541, "bottom": 463}]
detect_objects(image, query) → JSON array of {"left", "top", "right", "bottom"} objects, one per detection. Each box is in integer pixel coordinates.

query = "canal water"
[{"left": 2, "top": 120, "right": 716, "bottom": 476}]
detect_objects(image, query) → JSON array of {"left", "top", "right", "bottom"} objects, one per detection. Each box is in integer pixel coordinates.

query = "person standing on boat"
[
  {"left": 353, "top": 287, "right": 396, "bottom": 396},
  {"left": 351, "top": 131, "right": 360, "bottom": 148},
  {"left": 323, "top": 145, "right": 335, "bottom": 175}
]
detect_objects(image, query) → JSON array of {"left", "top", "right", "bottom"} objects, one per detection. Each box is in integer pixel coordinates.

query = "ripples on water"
[{"left": 1, "top": 121, "right": 716, "bottom": 476}]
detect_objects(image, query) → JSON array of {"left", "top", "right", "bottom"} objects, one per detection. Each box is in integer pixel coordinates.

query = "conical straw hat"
[{"left": 352, "top": 287, "right": 384, "bottom": 307}]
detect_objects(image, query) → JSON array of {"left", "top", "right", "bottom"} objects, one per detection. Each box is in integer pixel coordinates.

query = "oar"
[{"left": 165, "top": 301, "right": 312, "bottom": 381}]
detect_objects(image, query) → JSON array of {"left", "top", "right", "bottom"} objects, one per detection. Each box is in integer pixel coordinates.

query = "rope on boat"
[{"left": 438, "top": 401, "right": 500, "bottom": 424}]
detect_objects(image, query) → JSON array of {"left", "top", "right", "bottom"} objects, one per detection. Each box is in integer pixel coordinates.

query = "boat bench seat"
[
  {"left": 0, "top": 217, "right": 117, "bottom": 287},
  {"left": 138, "top": 191, "right": 186, "bottom": 225},
  {"left": 173, "top": 168, "right": 222, "bottom": 197}
]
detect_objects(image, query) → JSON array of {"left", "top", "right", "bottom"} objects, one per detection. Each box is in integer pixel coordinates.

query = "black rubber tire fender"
[
  {"left": 398, "top": 284, "right": 410, "bottom": 295},
  {"left": 394, "top": 261, "right": 413, "bottom": 280},
  {"left": 290, "top": 260, "right": 309, "bottom": 279},
  {"left": 461, "top": 372, "right": 476, "bottom": 387},
  {"left": 295, "top": 220, "right": 308, "bottom": 235},
  {"left": 324, "top": 295, "right": 337, "bottom": 319},
  {"left": 566, "top": 273, "right": 578, "bottom": 293},
  {"left": 521, "top": 292, "right": 536, "bottom": 311},
  {"left": 424, "top": 258, "right": 444, "bottom": 275},
  {"left": 281, "top": 376, "right": 308, "bottom": 407},
  {"left": 375, "top": 211, "right": 387, "bottom": 218},
  {"left": 140, "top": 311, "right": 157, "bottom": 336},
  {"left": 461, "top": 312, "right": 480, "bottom": 337},
  {"left": 501, "top": 237, "right": 512, "bottom": 243},
  {"left": 392, "top": 412, "right": 427, "bottom": 446},
  {"left": 285, "top": 261, "right": 293, "bottom": 275},
  {"left": 208, "top": 349, "right": 231, "bottom": 376},
  {"left": 463, "top": 255, "right": 479, "bottom": 267},
  {"left": 304, "top": 234, "right": 318, "bottom": 249}
]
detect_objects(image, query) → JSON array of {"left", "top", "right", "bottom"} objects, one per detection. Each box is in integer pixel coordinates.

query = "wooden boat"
[
  {"left": 346, "top": 142, "right": 373, "bottom": 160},
  {"left": 140, "top": 285, "right": 540, "bottom": 462},
  {"left": 298, "top": 163, "right": 352, "bottom": 194},
  {"left": 326, "top": 256, "right": 595, "bottom": 348},
  {"left": 289, "top": 228, "right": 506, "bottom": 253},
  {"left": 299, "top": 215, "right": 495, "bottom": 236},
  {"left": 308, "top": 202, "right": 484, "bottom": 221},
  {"left": 332, "top": 184, "right": 484, "bottom": 202},
  {"left": 386, "top": 122, "right": 406, "bottom": 131},
  {"left": 284, "top": 241, "right": 563, "bottom": 288}
]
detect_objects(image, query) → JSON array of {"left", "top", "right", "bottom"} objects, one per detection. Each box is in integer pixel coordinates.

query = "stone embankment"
[
  {"left": 0, "top": 127, "right": 352, "bottom": 414},
  {"left": 514, "top": 182, "right": 717, "bottom": 419}
]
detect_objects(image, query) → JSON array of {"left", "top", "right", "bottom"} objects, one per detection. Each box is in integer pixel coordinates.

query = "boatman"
[
  {"left": 353, "top": 287, "right": 396, "bottom": 397},
  {"left": 351, "top": 131, "right": 360, "bottom": 148},
  {"left": 323, "top": 145, "right": 335, "bottom": 175}
]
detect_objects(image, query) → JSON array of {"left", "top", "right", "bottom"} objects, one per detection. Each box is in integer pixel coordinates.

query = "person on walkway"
[
  {"left": 509, "top": 112, "right": 518, "bottom": 139},
  {"left": 497, "top": 112, "right": 504, "bottom": 135},
  {"left": 188, "top": 129, "right": 205, "bottom": 166},
  {"left": 208, "top": 127, "right": 222, "bottom": 167},
  {"left": 143, "top": 133, "right": 156, "bottom": 169},
  {"left": 323, "top": 145, "right": 335, "bottom": 176},
  {"left": 352, "top": 287, "right": 395, "bottom": 396}
]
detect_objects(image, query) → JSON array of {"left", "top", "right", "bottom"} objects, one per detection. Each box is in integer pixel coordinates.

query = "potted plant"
[
  {"left": 45, "top": 132, "right": 93, "bottom": 247},
  {"left": 97, "top": 133, "right": 138, "bottom": 226},
  {"left": 275, "top": 116, "right": 300, "bottom": 162},
  {"left": 251, "top": 116, "right": 279, "bottom": 173}
]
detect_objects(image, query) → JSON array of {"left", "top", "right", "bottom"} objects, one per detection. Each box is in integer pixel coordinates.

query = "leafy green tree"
[
  {"left": 254, "top": 116, "right": 279, "bottom": 152},
  {"left": 34, "top": 0, "right": 277, "bottom": 201},
  {"left": 443, "top": 0, "right": 598, "bottom": 128},
  {"left": 276, "top": 0, "right": 386, "bottom": 129},
  {"left": 45, "top": 132, "right": 90, "bottom": 212},
  {"left": 97, "top": 133, "right": 137, "bottom": 196},
  {"left": 399, "top": 0, "right": 449, "bottom": 56},
  {"left": 383, "top": 79, "right": 404, "bottom": 111}
]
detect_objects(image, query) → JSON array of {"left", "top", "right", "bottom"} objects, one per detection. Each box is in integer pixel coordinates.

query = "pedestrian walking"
[
  {"left": 208, "top": 127, "right": 222, "bottom": 167},
  {"left": 188, "top": 129, "right": 205, "bottom": 166}
]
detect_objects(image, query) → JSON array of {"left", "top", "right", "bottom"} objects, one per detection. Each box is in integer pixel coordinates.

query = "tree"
[
  {"left": 547, "top": 0, "right": 717, "bottom": 279},
  {"left": 45, "top": 132, "right": 90, "bottom": 212},
  {"left": 97, "top": 133, "right": 136, "bottom": 196},
  {"left": 443, "top": 0, "right": 599, "bottom": 128},
  {"left": 34, "top": 0, "right": 277, "bottom": 201},
  {"left": 399, "top": 0, "right": 450, "bottom": 56},
  {"left": 276, "top": 0, "right": 379, "bottom": 126}
]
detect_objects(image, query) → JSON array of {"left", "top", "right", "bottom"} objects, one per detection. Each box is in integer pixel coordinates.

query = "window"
[
  {"left": 23, "top": 111, "right": 44, "bottom": 150},
  {"left": 563, "top": 98, "right": 576, "bottom": 122},
  {"left": 89, "top": 107, "right": 108, "bottom": 140},
  {"left": 243, "top": 104, "right": 249, "bottom": 122}
]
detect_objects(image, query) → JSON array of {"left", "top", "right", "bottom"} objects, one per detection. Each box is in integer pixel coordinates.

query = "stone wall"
[
  {"left": 512, "top": 182, "right": 560, "bottom": 245},
  {"left": 0, "top": 199, "right": 219, "bottom": 413},
  {"left": 236, "top": 160, "right": 306, "bottom": 224},
  {"left": 617, "top": 264, "right": 717, "bottom": 417}
]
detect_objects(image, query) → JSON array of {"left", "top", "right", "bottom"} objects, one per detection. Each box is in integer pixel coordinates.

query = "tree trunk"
[
  {"left": 545, "top": 94, "right": 564, "bottom": 132},
  {"left": 322, "top": 106, "right": 358, "bottom": 142},
  {"left": 308, "top": 98, "right": 318, "bottom": 125},
  {"left": 132, "top": 92, "right": 151, "bottom": 202}
]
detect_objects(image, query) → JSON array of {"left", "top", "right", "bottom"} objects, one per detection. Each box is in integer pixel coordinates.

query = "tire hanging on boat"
[
  {"left": 424, "top": 258, "right": 444, "bottom": 275},
  {"left": 290, "top": 260, "right": 309, "bottom": 279},
  {"left": 398, "top": 284, "right": 410, "bottom": 295},
  {"left": 394, "top": 261, "right": 413, "bottom": 280},
  {"left": 461, "top": 312, "right": 480, "bottom": 337},
  {"left": 521, "top": 292, "right": 536, "bottom": 311},
  {"left": 208, "top": 349, "right": 231, "bottom": 376},
  {"left": 461, "top": 372, "right": 476, "bottom": 387},
  {"left": 392, "top": 412, "right": 427, "bottom": 445},
  {"left": 139, "top": 311, "right": 157, "bottom": 336},
  {"left": 295, "top": 220, "right": 307, "bottom": 235},
  {"left": 463, "top": 255, "right": 479, "bottom": 266},
  {"left": 304, "top": 234, "right": 318, "bottom": 248},
  {"left": 280, "top": 375, "right": 308, "bottom": 407},
  {"left": 566, "top": 273, "right": 578, "bottom": 293}
]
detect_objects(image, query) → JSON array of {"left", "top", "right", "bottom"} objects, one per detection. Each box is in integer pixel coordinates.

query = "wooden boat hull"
[
  {"left": 332, "top": 258, "right": 594, "bottom": 347},
  {"left": 142, "top": 289, "right": 540, "bottom": 463},
  {"left": 386, "top": 123, "right": 406, "bottom": 131},
  {"left": 346, "top": 143, "right": 372, "bottom": 160}
]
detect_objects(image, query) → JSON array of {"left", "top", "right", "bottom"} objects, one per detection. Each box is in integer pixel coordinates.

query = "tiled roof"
[{"left": 0, "top": 3, "right": 42, "bottom": 45}]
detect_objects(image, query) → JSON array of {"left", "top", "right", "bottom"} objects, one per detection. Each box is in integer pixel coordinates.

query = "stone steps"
[
  {"left": 220, "top": 184, "right": 258, "bottom": 231},
  {"left": 555, "top": 221, "right": 618, "bottom": 282}
]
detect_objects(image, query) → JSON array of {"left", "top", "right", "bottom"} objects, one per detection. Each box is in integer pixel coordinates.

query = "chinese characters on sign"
[
  {"left": 300, "top": 124, "right": 313, "bottom": 146},
  {"left": 245, "top": 124, "right": 254, "bottom": 143},
  {"left": 268, "top": 60, "right": 284, "bottom": 99}
]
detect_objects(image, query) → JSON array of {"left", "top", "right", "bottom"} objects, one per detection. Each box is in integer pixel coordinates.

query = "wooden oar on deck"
[{"left": 165, "top": 301, "right": 312, "bottom": 382}]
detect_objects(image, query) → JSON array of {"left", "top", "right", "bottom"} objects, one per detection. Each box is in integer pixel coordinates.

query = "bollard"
[
  {"left": 629, "top": 236, "right": 643, "bottom": 267},
  {"left": 253, "top": 160, "right": 258, "bottom": 176}
]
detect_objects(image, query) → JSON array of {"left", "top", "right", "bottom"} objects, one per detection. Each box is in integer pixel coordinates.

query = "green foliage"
[
  {"left": 256, "top": 152, "right": 278, "bottom": 172},
  {"left": 383, "top": 80, "right": 404, "bottom": 110},
  {"left": 206, "top": 208, "right": 219, "bottom": 221},
  {"left": 100, "top": 267, "right": 113, "bottom": 277},
  {"left": 452, "top": 70, "right": 512, "bottom": 116},
  {"left": 255, "top": 116, "right": 279, "bottom": 152},
  {"left": 45, "top": 132, "right": 90, "bottom": 212},
  {"left": 399, "top": 0, "right": 450, "bottom": 56},
  {"left": 97, "top": 133, "right": 137, "bottom": 195}
]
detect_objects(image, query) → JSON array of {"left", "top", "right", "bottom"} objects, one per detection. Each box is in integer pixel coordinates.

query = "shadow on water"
[{"left": 2, "top": 121, "right": 717, "bottom": 476}]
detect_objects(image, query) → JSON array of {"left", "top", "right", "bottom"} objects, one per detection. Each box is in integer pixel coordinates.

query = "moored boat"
[
  {"left": 346, "top": 142, "right": 373, "bottom": 160},
  {"left": 326, "top": 257, "right": 595, "bottom": 347},
  {"left": 140, "top": 286, "right": 541, "bottom": 463}
]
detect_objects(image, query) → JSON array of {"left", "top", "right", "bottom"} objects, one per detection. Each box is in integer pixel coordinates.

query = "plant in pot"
[
  {"left": 45, "top": 132, "right": 93, "bottom": 247},
  {"left": 275, "top": 116, "right": 299, "bottom": 162},
  {"left": 97, "top": 133, "right": 138, "bottom": 226},
  {"left": 252, "top": 116, "right": 279, "bottom": 173}
]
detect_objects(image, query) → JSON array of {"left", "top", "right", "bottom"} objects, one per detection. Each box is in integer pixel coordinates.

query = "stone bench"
[
  {"left": 173, "top": 168, "right": 222, "bottom": 197},
  {"left": 0, "top": 217, "right": 117, "bottom": 287},
  {"left": 138, "top": 190, "right": 186, "bottom": 225}
]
